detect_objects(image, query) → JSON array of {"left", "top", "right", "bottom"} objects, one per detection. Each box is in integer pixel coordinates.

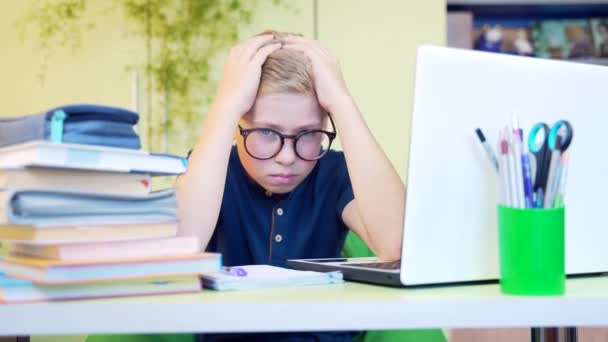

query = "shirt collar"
[{"left": 233, "top": 147, "right": 320, "bottom": 202}]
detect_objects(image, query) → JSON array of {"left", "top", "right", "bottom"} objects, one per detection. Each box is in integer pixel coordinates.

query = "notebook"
[{"left": 201, "top": 265, "right": 343, "bottom": 291}]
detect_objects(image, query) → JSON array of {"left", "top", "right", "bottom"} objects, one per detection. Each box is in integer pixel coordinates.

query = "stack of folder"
[
  {"left": 0, "top": 105, "right": 220, "bottom": 303},
  {"left": 202, "top": 265, "right": 343, "bottom": 291}
]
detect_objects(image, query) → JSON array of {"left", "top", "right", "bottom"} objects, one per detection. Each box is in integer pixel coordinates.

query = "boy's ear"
[{"left": 233, "top": 123, "right": 242, "bottom": 145}]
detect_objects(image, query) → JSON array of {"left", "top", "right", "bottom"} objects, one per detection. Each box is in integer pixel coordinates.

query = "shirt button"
[
  {"left": 265, "top": 190, "right": 272, "bottom": 197},
  {"left": 277, "top": 208, "right": 284, "bottom": 216},
  {"left": 275, "top": 234, "right": 283, "bottom": 243}
]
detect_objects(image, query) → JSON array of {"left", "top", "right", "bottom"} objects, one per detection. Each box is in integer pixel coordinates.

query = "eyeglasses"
[{"left": 238, "top": 114, "right": 337, "bottom": 161}]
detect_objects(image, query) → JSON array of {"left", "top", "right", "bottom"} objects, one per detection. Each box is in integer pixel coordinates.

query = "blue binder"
[{"left": 0, "top": 104, "right": 141, "bottom": 149}]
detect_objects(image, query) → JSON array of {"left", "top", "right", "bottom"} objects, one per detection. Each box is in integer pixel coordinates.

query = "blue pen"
[
  {"left": 223, "top": 267, "right": 247, "bottom": 277},
  {"left": 521, "top": 142, "right": 535, "bottom": 208}
]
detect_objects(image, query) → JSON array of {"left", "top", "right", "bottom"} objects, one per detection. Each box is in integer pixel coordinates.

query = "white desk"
[{"left": 1, "top": 276, "right": 608, "bottom": 336}]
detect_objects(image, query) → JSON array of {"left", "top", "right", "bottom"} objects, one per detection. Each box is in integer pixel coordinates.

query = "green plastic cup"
[{"left": 497, "top": 205, "right": 565, "bottom": 295}]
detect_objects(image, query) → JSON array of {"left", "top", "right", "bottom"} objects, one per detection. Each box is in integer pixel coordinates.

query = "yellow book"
[
  {"left": 0, "top": 168, "right": 151, "bottom": 195},
  {"left": 0, "top": 222, "right": 177, "bottom": 244},
  {"left": 0, "top": 252, "right": 221, "bottom": 284}
]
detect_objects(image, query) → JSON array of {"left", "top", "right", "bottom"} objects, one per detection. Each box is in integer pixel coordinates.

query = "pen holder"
[{"left": 497, "top": 205, "right": 565, "bottom": 296}]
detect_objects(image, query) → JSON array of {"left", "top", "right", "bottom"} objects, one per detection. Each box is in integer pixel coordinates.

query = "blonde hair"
[{"left": 257, "top": 30, "right": 315, "bottom": 96}]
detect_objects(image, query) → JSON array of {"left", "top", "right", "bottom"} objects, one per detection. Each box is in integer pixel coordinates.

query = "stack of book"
[{"left": 0, "top": 140, "right": 220, "bottom": 303}]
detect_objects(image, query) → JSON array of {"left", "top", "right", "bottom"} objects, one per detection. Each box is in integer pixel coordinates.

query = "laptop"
[{"left": 288, "top": 46, "right": 608, "bottom": 287}]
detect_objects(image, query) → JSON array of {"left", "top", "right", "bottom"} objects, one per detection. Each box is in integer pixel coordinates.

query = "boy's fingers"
[
  {"left": 283, "top": 43, "right": 325, "bottom": 64},
  {"left": 285, "top": 35, "right": 332, "bottom": 56},
  {"left": 282, "top": 43, "right": 313, "bottom": 60},
  {"left": 284, "top": 36, "right": 319, "bottom": 52},
  {"left": 284, "top": 40, "right": 331, "bottom": 61},
  {"left": 306, "top": 41, "right": 333, "bottom": 60},
  {"left": 242, "top": 34, "right": 276, "bottom": 59},
  {"left": 284, "top": 34, "right": 307, "bottom": 43},
  {"left": 315, "top": 43, "right": 333, "bottom": 58},
  {"left": 251, "top": 43, "right": 282, "bottom": 66}
]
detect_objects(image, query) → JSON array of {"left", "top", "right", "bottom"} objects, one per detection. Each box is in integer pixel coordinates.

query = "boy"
[{"left": 177, "top": 31, "right": 405, "bottom": 341}]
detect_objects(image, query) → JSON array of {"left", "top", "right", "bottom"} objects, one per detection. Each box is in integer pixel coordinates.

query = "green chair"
[
  {"left": 87, "top": 232, "right": 446, "bottom": 342},
  {"left": 341, "top": 231, "right": 446, "bottom": 342},
  {"left": 87, "top": 335, "right": 193, "bottom": 342}
]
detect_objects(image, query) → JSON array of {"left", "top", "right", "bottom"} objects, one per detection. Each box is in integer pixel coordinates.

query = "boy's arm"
[
  {"left": 336, "top": 99, "right": 405, "bottom": 261},
  {"left": 177, "top": 35, "right": 281, "bottom": 249},
  {"left": 284, "top": 37, "right": 404, "bottom": 261},
  {"left": 176, "top": 108, "right": 239, "bottom": 249}
]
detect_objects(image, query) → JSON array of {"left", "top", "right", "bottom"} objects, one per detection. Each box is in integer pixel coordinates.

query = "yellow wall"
[
  {"left": 0, "top": 0, "right": 147, "bottom": 148},
  {"left": 1, "top": 0, "right": 445, "bottom": 179},
  {"left": 319, "top": 0, "right": 446, "bottom": 179},
  {"left": 0, "top": 0, "right": 314, "bottom": 153},
  {"left": 0, "top": 0, "right": 444, "bottom": 340},
  {"left": 0, "top": 1, "right": 142, "bottom": 114}
]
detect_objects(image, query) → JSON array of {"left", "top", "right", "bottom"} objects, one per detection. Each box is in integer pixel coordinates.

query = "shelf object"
[{"left": 447, "top": 1, "right": 608, "bottom": 64}]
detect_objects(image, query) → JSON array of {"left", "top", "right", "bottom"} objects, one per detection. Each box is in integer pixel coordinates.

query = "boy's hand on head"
[
  {"left": 283, "top": 36, "right": 353, "bottom": 115},
  {"left": 212, "top": 34, "right": 282, "bottom": 121}
]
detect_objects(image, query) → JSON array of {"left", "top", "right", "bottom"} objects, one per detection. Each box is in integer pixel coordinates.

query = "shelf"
[
  {"left": 449, "top": 0, "right": 608, "bottom": 4},
  {"left": 446, "top": 3, "right": 608, "bottom": 64},
  {"left": 570, "top": 57, "right": 608, "bottom": 65},
  {"left": 448, "top": 2, "right": 608, "bottom": 20}
]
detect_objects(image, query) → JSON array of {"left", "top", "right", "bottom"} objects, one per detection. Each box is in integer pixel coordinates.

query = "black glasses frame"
[{"left": 238, "top": 114, "right": 337, "bottom": 161}]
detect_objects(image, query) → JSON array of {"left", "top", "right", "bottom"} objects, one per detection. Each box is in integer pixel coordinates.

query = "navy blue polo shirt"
[
  {"left": 201, "top": 146, "right": 356, "bottom": 342},
  {"left": 206, "top": 146, "right": 354, "bottom": 267}
]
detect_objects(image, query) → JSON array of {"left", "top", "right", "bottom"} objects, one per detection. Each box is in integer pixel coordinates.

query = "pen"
[
  {"left": 475, "top": 128, "right": 499, "bottom": 173},
  {"left": 498, "top": 132, "right": 511, "bottom": 206},
  {"left": 506, "top": 127, "right": 518, "bottom": 208},
  {"left": 535, "top": 188, "right": 544, "bottom": 208},
  {"left": 553, "top": 151, "right": 569, "bottom": 208},
  {"left": 544, "top": 132, "right": 564, "bottom": 208},
  {"left": 223, "top": 267, "right": 247, "bottom": 277},
  {"left": 511, "top": 114, "right": 526, "bottom": 208},
  {"left": 521, "top": 142, "right": 535, "bottom": 208}
]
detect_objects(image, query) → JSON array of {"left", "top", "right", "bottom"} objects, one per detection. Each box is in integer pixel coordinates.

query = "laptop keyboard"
[{"left": 343, "top": 260, "right": 401, "bottom": 270}]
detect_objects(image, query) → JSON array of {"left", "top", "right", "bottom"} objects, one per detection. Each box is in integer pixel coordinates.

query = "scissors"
[{"left": 527, "top": 120, "right": 573, "bottom": 196}]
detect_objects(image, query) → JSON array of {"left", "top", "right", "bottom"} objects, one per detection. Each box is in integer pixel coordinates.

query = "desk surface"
[{"left": 2, "top": 276, "right": 608, "bottom": 336}]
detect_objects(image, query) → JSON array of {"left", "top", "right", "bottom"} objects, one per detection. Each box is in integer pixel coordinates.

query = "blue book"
[
  {"left": 0, "top": 274, "right": 202, "bottom": 303},
  {"left": 0, "top": 271, "right": 33, "bottom": 287}
]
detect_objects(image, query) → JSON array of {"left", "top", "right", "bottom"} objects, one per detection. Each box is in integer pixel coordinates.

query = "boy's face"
[{"left": 237, "top": 93, "right": 326, "bottom": 194}]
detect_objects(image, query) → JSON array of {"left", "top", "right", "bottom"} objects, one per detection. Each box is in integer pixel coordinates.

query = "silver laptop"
[{"left": 288, "top": 45, "right": 608, "bottom": 286}]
